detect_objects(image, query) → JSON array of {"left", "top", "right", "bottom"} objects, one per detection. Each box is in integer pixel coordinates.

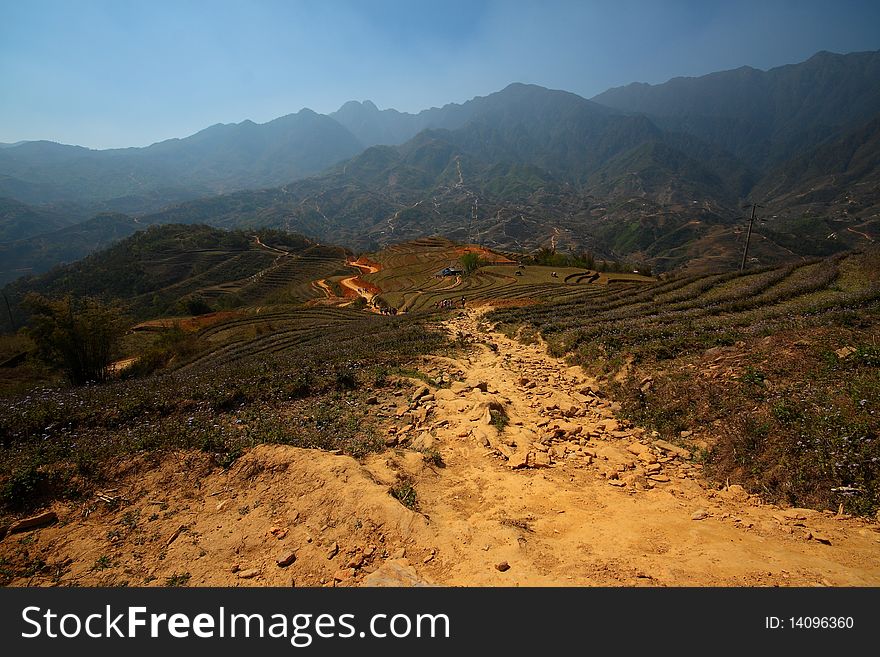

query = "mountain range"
[{"left": 1, "top": 48, "right": 878, "bottom": 285}]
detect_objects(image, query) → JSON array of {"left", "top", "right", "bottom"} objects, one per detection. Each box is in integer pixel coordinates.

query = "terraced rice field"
[
  {"left": 179, "top": 306, "right": 380, "bottom": 371},
  {"left": 229, "top": 251, "right": 352, "bottom": 304},
  {"left": 361, "top": 237, "right": 652, "bottom": 312},
  {"left": 489, "top": 250, "right": 880, "bottom": 363}
]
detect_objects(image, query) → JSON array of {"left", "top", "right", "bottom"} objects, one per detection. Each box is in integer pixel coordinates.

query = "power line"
[
  {"left": 2, "top": 293, "right": 15, "bottom": 332},
  {"left": 740, "top": 203, "right": 764, "bottom": 271}
]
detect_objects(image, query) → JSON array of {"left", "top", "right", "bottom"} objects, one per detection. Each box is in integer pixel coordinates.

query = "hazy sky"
[{"left": 2, "top": 0, "right": 879, "bottom": 149}]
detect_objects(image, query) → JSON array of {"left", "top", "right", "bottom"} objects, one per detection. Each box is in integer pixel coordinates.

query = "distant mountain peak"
[{"left": 334, "top": 99, "right": 384, "bottom": 115}]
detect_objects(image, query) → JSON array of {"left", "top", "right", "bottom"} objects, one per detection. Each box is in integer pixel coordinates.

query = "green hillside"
[{"left": 1, "top": 224, "right": 352, "bottom": 329}]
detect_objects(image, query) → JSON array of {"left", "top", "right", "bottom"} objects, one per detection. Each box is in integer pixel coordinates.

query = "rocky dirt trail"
[
  {"left": 371, "top": 308, "right": 880, "bottom": 586},
  {"left": 3, "top": 309, "right": 879, "bottom": 587}
]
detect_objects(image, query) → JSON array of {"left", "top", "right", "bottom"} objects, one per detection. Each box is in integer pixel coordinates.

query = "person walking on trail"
[{"left": 461, "top": 296, "right": 466, "bottom": 308}]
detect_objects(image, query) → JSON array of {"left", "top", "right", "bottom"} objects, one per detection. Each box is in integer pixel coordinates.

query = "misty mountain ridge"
[
  {"left": 1, "top": 49, "right": 878, "bottom": 285},
  {"left": 593, "top": 49, "right": 880, "bottom": 168}
]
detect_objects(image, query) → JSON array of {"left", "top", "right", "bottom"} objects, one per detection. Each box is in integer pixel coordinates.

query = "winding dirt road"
[{"left": 338, "top": 259, "right": 383, "bottom": 310}]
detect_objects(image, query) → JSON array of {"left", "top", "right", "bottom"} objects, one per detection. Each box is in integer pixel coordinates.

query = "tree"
[
  {"left": 24, "top": 294, "right": 127, "bottom": 385},
  {"left": 460, "top": 252, "right": 484, "bottom": 276},
  {"left": 182, "top": 295, "right": 213, "bottom": 316}
]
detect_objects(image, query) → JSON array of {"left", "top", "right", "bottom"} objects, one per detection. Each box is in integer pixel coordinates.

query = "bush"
[
  {"left": 182, "top": 296, "right": 213, "bottom": 316},
  {"left": 389, "top": 477, "right": 418, "bottom": 510},
  {"left": 460, "top": 252, "right": 484, "bottom": 276}
]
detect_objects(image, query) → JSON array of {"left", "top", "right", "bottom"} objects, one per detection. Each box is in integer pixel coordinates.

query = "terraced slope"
[
  {"left": 1, "top": 225, "right": 352, "bottom": 327},
  {"left": 491, "top": 252, "right": 879, "bottom": 362},
  {"left": 362, "top": 237, "right": 652, "bottom": 312}
]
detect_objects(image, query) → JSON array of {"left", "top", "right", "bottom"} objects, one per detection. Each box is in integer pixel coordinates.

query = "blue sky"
[{"left": 2, "top": 0, "right": 879, "bottom": 149}]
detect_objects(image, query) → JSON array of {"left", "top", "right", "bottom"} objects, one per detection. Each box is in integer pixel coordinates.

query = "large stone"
[
  {"left": 411, "top": 385, "right": 430, "bottom": 403},
  {"left": 465, "top": 379, "right": 489, "bottom": 392},
  {"left": 472, "top": 427, "right": 492, "bottom": 447},
  {"left": 276, "top": 551, "right": 297, "bottom": 567},
  {"left": 653, "top": 439, "right": 691, "bottom": 459},
  {"left": 481, "top": 407, "right": 493, "bottom": 425},
  {"left": 8, "top": 511, "right": 57, "bottom": 534},
  {"left": 807, "top": 532, "right": 832, "bottom": 545},
  {"left": 721, "top": 484, "right": 750, "bottom": 502},
  {"left": 411, "top": 432, "right": 436, "bottom": 451},
  {"left": 508, "top": 451, "right": 529, "bottom": 469},
  {"left": 602, "top": 419, "right": 620, "bottom": 433},
  {"left": 361, "top": 560, "right": 431, "bottom": 587}
]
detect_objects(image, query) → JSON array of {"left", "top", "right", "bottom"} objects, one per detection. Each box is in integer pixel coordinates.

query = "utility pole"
[
  {"left": 740, "top": 203, "right": 763, "bottom": 271},
  {"left": 470, "top": 199, "right": 478, "bottom": 245}
]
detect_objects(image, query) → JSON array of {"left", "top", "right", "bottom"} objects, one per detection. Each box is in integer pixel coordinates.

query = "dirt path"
[
  {"left": 253, "top": 235, "right": 289, "bottom": 256},
  {"left": 378, "top": 309, "right": 880, "bottom": 586},
  {"left": 846, "top": 225, "right": 875, "bottom": 243},
  {"left": 4, "top": 309, "right": 879, "bottom": 587},
  {"left": 311, "top": 278, "right": 334, "bottom": 299},
  {"left": 339, "top": 260, "right": 383, "bottom": 311}
]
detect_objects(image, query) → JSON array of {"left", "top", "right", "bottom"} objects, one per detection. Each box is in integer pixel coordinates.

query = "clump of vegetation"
[
  {"left": 122, "top": 324, "right": 203, "bottom": 379},
  {"left": 181, "top": 295, "right": 213, "bottom": 316},
  {"left": 611, "top": 329, "right": 879, "bottom": 516},
  {"left": 165, "top": 572, "right": 191, "bottom": 587},
  {"left": 516, "top": 326, "right": 540, "bottom": 345},
  {"left": 24, "top": 293, "right": 127, "bottom": 385},
  {"left": 422, "top": 448, "right": 445, "bottom": 468},
  {"left": 490, "top": 406, "right": 509, "bottom": 433},
  {"left": 92, "top": 555, "right": 113, "bottom": 571},
  {"left": 389, "top": 476, "right": 418, "bottom": 510},
  {"left": 460, "top": 252, "right": 485, "bottom": 276},
  {"left": 525, "top": 246, "right": 645, "bottom": 274}
]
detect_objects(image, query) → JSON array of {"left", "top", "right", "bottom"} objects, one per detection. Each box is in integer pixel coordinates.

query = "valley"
[{"left": 1, "top": 234, "right": 877, "bottom": 587}]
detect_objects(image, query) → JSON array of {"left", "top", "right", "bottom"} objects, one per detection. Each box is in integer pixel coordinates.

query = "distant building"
[{"left": 437, "top": 267, "right": 462, "bottom": 277}]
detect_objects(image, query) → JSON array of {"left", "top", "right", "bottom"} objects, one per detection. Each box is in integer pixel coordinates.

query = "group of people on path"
[{"left": 435, "top": 296, "right": 467, "bottom": 310}]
